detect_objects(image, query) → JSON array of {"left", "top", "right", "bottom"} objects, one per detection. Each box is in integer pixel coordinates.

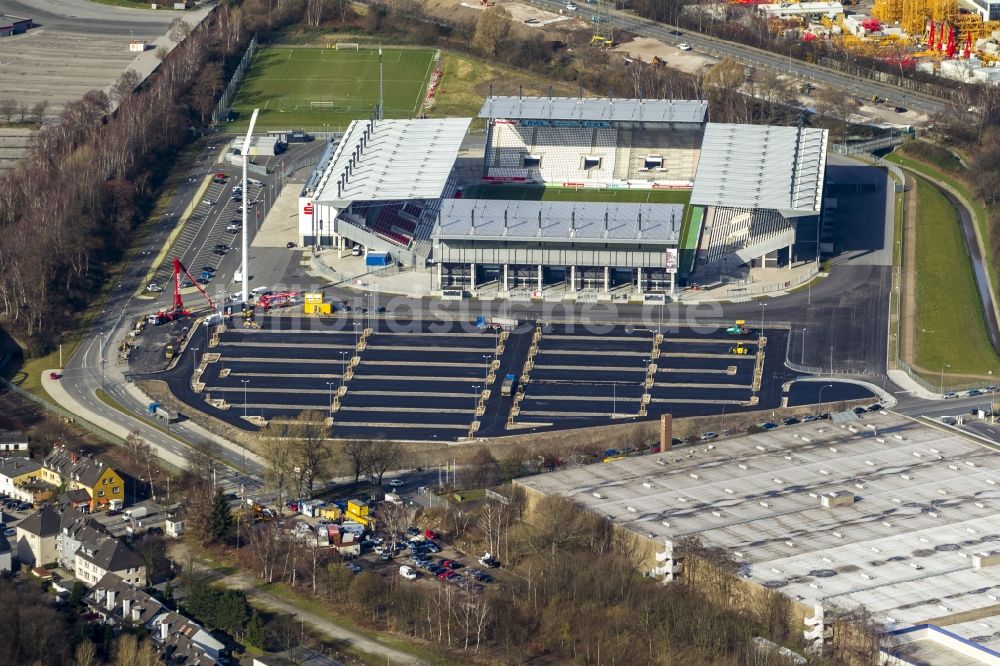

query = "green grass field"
[
  {"left": 226, "top": 47, "right": 436, "bottom": 131},
  {"left": 463, "top": 184, "right": 691, "bottom": 205},
  {"left": 913, "top": 176, "right": 1000, "bottom": 377}
]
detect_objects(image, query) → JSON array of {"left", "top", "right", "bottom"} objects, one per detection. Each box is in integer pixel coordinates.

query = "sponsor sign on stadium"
[
  {"left": 665, "top": 248, "right": 679, "bottom": 274},
  {"left": 516, "top": 119, "right": 610, "bottom": 128}
]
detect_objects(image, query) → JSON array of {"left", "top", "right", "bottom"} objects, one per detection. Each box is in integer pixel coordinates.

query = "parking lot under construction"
[{"left": 159, "top": 315, "right": 814, "bottom": 441}]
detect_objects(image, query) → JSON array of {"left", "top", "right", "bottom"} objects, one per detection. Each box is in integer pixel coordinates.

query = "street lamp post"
[
  {"left": 326, "top": 381, "right": 335, "bottom": 420},
  {"left": 340, "top": 351, "right": 348, "bottom": 390},
  {"left": 940, "top": 364, "right": 951, "bottom": 395},
  {"left": 759, "top": 302, "right": 767, "bottom": 339},
  {"left": 613, "top": 381, "right": 617, "bottom": 419},
  {"left": 801, "top": 328, "right": 807, "bottom": 366},
  {"left": 473, "top": 385, "right": 480, "bottom": 412},
  {"left": 818, "top": 383, "right": 834, "bottom": 413},
  {"left": 99, "top": 333, "right": 106, "bottom": 390},
  {"left": 240, "top": 379, "right": 249, "bottom": 475},
  {"left": 192, "top": 346, "right": 199, "bottom": 370}
]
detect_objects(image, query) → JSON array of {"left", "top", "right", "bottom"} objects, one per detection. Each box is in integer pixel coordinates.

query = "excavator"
[{"left": 729, "top": 343, "right": 749, "bottom": 355}]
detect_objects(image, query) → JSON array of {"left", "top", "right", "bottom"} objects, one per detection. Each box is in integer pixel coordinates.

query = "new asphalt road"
[{"left": 531, "top": 0, "right": 947, "bottom": 115}]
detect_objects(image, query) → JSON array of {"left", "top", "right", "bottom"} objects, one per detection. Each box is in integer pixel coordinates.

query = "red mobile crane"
[
  {"left": 148, "top": 258, "right": 216, "bottom": 325},
  {"left": 256, "top": 291, "right": 299, "bottom": 312}
]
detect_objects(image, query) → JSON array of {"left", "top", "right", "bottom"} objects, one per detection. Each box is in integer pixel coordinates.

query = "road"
[
  {"left": 536, "top": 0, "right": 947, "bottom": 115},
  {"left": 60, "top": 142, "right": 266, "bottom": 492},
  {"left": 0, "top": 0, "right": 193, "bottom": 36}
]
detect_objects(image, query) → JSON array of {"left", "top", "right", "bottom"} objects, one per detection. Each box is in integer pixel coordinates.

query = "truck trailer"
[{"left": 501, "top": 374, "right": 516, "bottom": 396}]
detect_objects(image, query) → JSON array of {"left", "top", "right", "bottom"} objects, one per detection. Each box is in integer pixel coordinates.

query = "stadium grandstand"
[
  {"left": 432, "top": 199, "right": 684, "bottom": 299},
  {"left": 297, "top": 116, "right": 469, "bottom": 265},
  {"left": 480, "top": 96, "right": 707, "bottom": 188},
  {"left": 690, "top": 123, "right": 828, "bottom": 271},
  {"left": 296, "top": 95, "right": 829, "bottom": 299}
]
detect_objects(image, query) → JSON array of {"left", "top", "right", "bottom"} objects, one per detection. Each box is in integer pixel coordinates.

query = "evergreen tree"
[
  {"left": 245, "top": 610, "right": 264, "bottom": 648},
  {"left": 209, "top": 487, "right": 234, "bottom": 542}
]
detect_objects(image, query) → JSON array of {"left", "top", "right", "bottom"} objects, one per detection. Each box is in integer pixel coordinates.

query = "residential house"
[
  {"left": 15, "top": 504, "right": 60, "bottom": 566},
  {"left": 0, "top": 457, "right": 41, "bottom": 503},
  {"left": 74, "top": 533, "right": 146, "bottom": 587},
  {"left": 165, "top": 507, "right": 185, "bottom": 538},
  {"left": 56, "top": 508, "right": 110, "bottom": 570},
  {"left": 85, "top": 573, "right": 224, "bottom": 665},
  {"left": 84, "top": 573, "right": 164, "bottom": 627},
  {"left": 0, "top": 430, "right": 28, "bottom": 455},
  {"left": 151, "top": 610, "right": 226, "bottom": 665},
  {"left": 0, "top": 533, "right": 11, "bottom": 573},
  {"left": 41, "top": 447, "right": 124, "bottom": 511}
]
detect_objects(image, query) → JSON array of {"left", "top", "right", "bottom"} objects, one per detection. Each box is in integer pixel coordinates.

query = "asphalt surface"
[
  {"left": 59, "top": 141, "right": 267, "bottom": 493},
  {"left": 533, "top": 0, "right": 947, "bottom": 115},
  {"left": 152, "top": 316, "right": 871, "bottom": 441},
  {"left": 0, "top": 0, "right": 193, "bottom": 36}
]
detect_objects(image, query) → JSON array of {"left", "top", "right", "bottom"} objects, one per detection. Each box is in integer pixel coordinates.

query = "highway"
[{"left": 534, "top": 0, "right": 948, "bottom": 115}]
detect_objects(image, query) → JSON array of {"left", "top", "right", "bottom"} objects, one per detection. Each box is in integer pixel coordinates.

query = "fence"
[{"left": 211, "top": 34, "right": 258, "bottom": 127}]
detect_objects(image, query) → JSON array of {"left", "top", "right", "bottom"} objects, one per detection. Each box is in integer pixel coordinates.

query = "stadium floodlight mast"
[{"left": 241, "top": 108, "right": 260, "bottom": 304}]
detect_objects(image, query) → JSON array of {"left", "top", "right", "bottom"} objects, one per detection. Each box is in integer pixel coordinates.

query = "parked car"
[
  {"left": 388, "top": 479, "right": 403, "bottom": 488},
  {"left": 677, "top": 43, "right": 692, "bottom": 50},
  {"left": 406, "top": 526, "right": 420, "bottom": 537},
  {"left": 146, "top": 283, "right": 164, "bottom": 292},
  {"left": 436, "top": 571, "right": 452, "bottom": 580},
  {"left": 966, "top": 390, "right": 983, "bottom": 397},
  {"left": 202, "top": 199, "right": 215, "bottom": 206},
  {"left": 867, "top": 403, "right": 883, "bottom": 412},
  {"left": 759, "top": 422, "right": 778, "bottom": 431},
  {"left": 699, "top": 432, "right": 717, "bottom": 441},
  {"left": 943, "top": 392, "right": 960, "bottom": 399},
  {"left": 424, "top": 529, "right": 437, "bottom": 540},
  {"left": 782, "top": 417, "right": 800, "bottom": 426},
  {"left": 399, "top": 565, "right": 418, "bottom": 580},
  {"left": 803, "top": 415, "right": 820, "bottom": 423},
  {"left": 853, "top": 406, "right": 867, "bottom": 415},
  {"left": 286, "top": 241, "right": 297, "bottom": 248},
  {"left": 345, "top": 562, "right": 361, "bottom": 573}
]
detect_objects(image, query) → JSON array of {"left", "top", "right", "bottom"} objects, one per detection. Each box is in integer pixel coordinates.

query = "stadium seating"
[
  {"left": 484, "top": 120, "right": 703, "bottom": 186},
  {"left": 623, "top": 128, "right": 702, "bottom": 183},
  {"left": 702, "top": 207, "right": 793, "bottom": 265}
]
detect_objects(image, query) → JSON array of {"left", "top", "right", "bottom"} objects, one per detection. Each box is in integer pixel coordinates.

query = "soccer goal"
[
  {"left": 310, "top": 101, "right": 336, "bottom": 108},
  {"left": 335, "top": 42, "right": 360, "bottom": 51}
]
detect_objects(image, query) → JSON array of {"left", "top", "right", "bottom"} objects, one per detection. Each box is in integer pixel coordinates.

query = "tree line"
[{"left": 0, "top": 0, "right": 304, "bottom": 352}]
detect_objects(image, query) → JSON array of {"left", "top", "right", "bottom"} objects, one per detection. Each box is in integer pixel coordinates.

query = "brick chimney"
[{"left": 660, "top": 413, "right": 673, "bottom": 452}]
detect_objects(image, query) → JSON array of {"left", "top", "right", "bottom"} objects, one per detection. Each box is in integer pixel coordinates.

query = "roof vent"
[{"left": 821, "top": 491, "right": 855, "bottom": 508}]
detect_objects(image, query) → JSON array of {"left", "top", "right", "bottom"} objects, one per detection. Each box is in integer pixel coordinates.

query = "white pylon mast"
[{"left": 241, "top": 108, "right": 259, "bottom": 304}]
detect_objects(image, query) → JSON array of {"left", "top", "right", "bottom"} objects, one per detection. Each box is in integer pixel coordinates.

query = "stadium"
[{"left": 297, "top": 93, "right": 829, "bottom": 300}]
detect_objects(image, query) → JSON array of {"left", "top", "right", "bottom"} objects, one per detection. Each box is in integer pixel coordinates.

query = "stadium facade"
[{"left": 297, "top": 95, "right": 828, "bottom": 300}]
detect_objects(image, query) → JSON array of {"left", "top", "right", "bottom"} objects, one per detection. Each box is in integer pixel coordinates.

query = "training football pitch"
[
  {"left": 225, "top": 47, "right": 436, "bottom": 131},
  {"left": 462, "top": 184, "right": 692, "bottom": 205}
]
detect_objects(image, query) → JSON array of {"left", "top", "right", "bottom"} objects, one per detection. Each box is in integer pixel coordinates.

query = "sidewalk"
[
  {"left": 888, "top": 369, "right": 943, "bottom": 400},
  {"left": 42, "top": 369, "right": 189, "bottom": 469},
  {"left": 171, "top": 540, "right": 426, "bottom": 666}
]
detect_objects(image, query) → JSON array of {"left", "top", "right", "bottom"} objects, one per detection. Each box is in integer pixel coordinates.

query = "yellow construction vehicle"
[
  {"left": 729, "top": 343, "right": 749, "bottom": 355},
  {"left": 165, "top": 342, "right": 175, "bottom": 359}
]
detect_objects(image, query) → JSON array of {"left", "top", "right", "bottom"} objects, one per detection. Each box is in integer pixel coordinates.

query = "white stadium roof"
[
  {"left": 478, "top": 96, "right": 708, "bottom": 124},
  {"left": 690, "top": 123, "right": 828, "bottom": 216},
  {"left": 313, "top": 118, "right": 471, "bottom": 206},
  {"left": 517, "top": 412, "right": 1000, "bottom": 655},
  {"left": 434, "top": 199, "right": 683, "bottom": 244}
]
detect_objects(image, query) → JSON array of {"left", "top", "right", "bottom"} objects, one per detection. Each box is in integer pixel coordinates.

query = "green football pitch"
[
  {"left": 225, "top": 47, "right": 436, "bottom": 131},
  {"left": 462, "top": 184, "right": 692, "bottom": 205}
]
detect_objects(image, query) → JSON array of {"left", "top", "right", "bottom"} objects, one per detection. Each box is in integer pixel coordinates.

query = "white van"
[
  {"left": 247, "top": 178, "right": 264, "bottom": 188},
  {"left": 351, "top": 245, "right": 363, "bottom": 256},
  {"left": 250, "top": 286, "right": 270, "bottom": 297}
]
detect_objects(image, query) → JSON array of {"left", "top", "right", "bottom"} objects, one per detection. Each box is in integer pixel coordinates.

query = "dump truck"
[
  {"left": 726, "top": 320, "right": 750, "bottom": 336},
  {"left": 729, "top": 343, "right": 749, "bottom": 355},
  {"left": 501, "top": 374, "right": 516, "bottom": 396}
]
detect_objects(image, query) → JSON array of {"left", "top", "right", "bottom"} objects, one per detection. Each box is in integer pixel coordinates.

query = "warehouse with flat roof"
[{"left": 516, "top": 412, "right": 1000, "bottom": 661}]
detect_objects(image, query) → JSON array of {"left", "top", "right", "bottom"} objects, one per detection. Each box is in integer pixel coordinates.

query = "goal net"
[{"left": 334, "top": 42, "right": 360, "bottom": 51}]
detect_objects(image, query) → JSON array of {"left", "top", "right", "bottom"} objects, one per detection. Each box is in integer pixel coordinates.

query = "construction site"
[{"left": 756, "top": 0, "right": 1000, "bottom": 82}]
